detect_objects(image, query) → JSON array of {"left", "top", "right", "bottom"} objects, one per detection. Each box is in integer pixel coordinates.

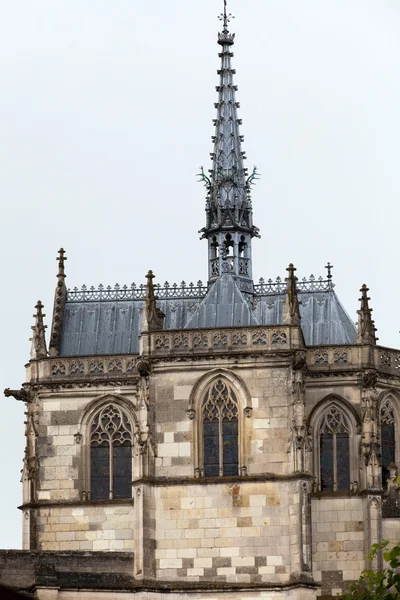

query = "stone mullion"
[
  {"left": 109, "top": 438, "right": 114, "bottom": 500},
  {"left": 218, "top": 410, "right": 223, "bottom": 477},
  {"left": 333, "top": 433, "right": 337, "bottom": 492}
]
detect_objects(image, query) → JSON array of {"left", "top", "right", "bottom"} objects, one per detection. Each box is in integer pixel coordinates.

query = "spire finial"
[
  {"left": 30, "top": 300, "right": 48, "bottom": 360},
  {"left": 219, "top": 0, "right": 234, "bottom": 32},
  {"left": 142, "top": 270, "right": 165, "bottom": 333},
  {"left": 356, "top": 284, "right": 377, "bottom": 345},
  {"left": 283, "top": 263, "right": 302, "bottom": 327},
  {"left": 57, "top": 248, "right": 67, "bottom": 279},
  {"left": 49, "top": 248, "right": 68, "bottom": 356}
]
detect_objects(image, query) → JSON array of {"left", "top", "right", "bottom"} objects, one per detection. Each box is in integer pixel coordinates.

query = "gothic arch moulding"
[
  {"left": 189, "top": 369, "right": 252, "bottom": 478},
  {"left": 308, "top": 394, "right": 360, "bottom": 492},
  {"left": 187, "top": 368, "right": 252, "bottom": 421},
  {"left": 78, "top": 393, "right": 139, "bottom": 431},
  {"left": 378, "top": 389, "right": 400, "bottom": 424},
  {"left": 307, "top": 393, "right": 361, "bottom": 434},
  {"left": 77, "top": 394, "right": 139, "bottom": 500}
]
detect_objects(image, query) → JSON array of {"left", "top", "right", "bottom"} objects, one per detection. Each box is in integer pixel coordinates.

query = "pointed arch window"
[
  {"left": 90, "top": 404, "right": 133, "bottom": 500},
  {"left": 202, "top": 378, "right": 239, "bottom": 477},
  {"left": 380, "top": 399, "right": 395, "bottom": 488},
  {"left": 320, "top": 406, "right": 350, "bottom": 492}
]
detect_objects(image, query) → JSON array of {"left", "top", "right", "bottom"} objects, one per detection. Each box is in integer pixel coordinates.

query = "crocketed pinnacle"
[
  {"left": 49, "top": 248, "right": 67, "bottom": 356},
  {"left": 30, "top": 300, "right": 48, "bottom": 360},
  {"left": 357, "top": 284, "right": 377, "bottom": 345},
  {"left": 142, "top": 270, "right": 165, "bottom": 333},
  {"left": 200, "top": 5, "right": 259, "bottom": 239},
  {"left": 283, "top": 264, "right": 302, "bottom": 327}
]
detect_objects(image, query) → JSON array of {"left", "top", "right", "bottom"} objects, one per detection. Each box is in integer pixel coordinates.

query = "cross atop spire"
[
  {"left": 199, "top": 5, "right": 260, "bottom": 292},
  {"left": 57, "top": 248, "right": 67, "bottom": 279},
  {"left": 218, "top": 0, "right": 234, "bottom": 33}
]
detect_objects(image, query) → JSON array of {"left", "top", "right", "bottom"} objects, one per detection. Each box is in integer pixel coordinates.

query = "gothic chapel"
[{"left": 2, "top": 4, "right": 400, "bottom": 600}]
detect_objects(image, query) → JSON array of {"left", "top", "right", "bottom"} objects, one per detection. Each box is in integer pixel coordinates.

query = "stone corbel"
[{"left": 244, "top": 406, "right": 252, "bottom": 418}]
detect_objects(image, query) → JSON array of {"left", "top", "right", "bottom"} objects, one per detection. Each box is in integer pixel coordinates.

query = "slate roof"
[{"left": 59, "top": 275, "right": 356, "bottom": 356}]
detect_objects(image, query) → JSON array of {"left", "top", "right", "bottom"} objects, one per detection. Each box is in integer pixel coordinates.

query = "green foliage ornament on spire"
[{"left": 338, "top": 540, "right": 400, "bottom": 599}]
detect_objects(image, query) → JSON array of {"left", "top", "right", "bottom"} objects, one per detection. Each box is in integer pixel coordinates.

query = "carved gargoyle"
[
  {"left": 136, "top": 358, "right": 150, "bottom": 377},
  {"left": 293, "top": 351, "right": 307, "bottom": 372},
  {"left": 361, "top": 370, "right": 378, "bottom": 390},
  {"left": 4, "top": 388, "right": 31, "bottom": 403}
]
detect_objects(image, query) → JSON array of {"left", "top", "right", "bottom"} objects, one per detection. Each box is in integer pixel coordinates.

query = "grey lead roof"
[{"left": 59, "top": 275, "right": 356, "bottom": 356}]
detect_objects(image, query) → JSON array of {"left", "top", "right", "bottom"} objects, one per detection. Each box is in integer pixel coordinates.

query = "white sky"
[{"left": 1, "top": 0, "right": 400, "bottom": 548}]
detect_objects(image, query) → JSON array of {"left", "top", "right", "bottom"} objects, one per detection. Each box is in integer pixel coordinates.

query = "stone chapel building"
[{"left": 2, "top": 5, "right": 400, "bottom": 600}]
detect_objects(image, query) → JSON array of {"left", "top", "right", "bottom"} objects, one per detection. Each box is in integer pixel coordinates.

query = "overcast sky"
[{"left": 1, "top": 0, "right": 400, "bottom": 548}]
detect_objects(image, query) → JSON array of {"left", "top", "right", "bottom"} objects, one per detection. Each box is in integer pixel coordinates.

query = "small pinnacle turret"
[
  {"left": 142, "top": 270, "right": 165, "bottom": 333},
  {"left": 30, "top": 300, "right": 48, "bottom": 360},
  {"left": 199, "top": 1, "right": 259, "bottom": 293},
  {"left": 356, "top": 284, "right": 377, "bottom": 345},
  {"left": 49, "top": 248, "right": 67, "bottom": 357},
  {"left": 283, "top": 264, "right": 302, "bottom": 327}
]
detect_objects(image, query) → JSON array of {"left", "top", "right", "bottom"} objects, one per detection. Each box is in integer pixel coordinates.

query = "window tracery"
[
  {"left": 319, "top": 406, "right": 350, "bottom": 492},
  {"left": 90, "top": 404, "right": 133, "bottom": 500},
  {"left": 380, "top": 399, "right": 395, "bottom": 488},
  {"left": 202, "top": 378, "right": 239, "bottom": 477}
]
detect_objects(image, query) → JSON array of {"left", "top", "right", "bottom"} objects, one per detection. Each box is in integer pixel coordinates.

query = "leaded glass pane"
[
  {"left": 113, "top": 444, "right": 132, "bottom": 499},
  {"left": 320, "top": 433, "right": 333, "bottom": 491},
  {"left": 381, "top": 422, "right": 395, "bottom": 487},
  {"left": 204, "top": 421, "right": 219, "bottom": 477},
  {"left": 90, "top": 404, "right": 133, "bottom": 499},
  {"left": 202, "top": 379, "right": 239, "bottom": 478},
  {"left": 91, "top": 445, "right": 110, "bottom": 500},
  {"left": 336, "top": 433, "right": 350, "bottom": 491},
  {"left": 222, "top": 418, "right": 238, "bottom": 476}
]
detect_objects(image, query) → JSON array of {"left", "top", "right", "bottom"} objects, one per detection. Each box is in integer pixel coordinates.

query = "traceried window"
[
  {"left": 380, "top": 399, "right": 395, "bottom": 488},
  {"left": 90, "top": 404, "right": 133, "bottom": 500},
  {"left": 202, "top": 378, "right": 239, "bottom": 477},
  {"left": 319, "top": 406, "right": 350, "bottom": 492}
]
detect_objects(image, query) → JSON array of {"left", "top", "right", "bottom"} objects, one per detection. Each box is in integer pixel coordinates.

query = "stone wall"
[
  {"left": 36, "top": 504, "right": 135, "bottom": 552},
  {"left": 154, "top": 479, "right": 304, "bottom": 585},
  {"left": 311, "top": 496, "right": 365, "bottom": 597}
]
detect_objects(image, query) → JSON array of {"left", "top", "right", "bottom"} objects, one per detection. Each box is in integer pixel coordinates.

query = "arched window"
[
  {"left": 319, "top": 406, "right": 350, "bottom": 492},
  {"left": 90, "top": 404, "right": 133, "bottom": 500},
  {"left": 202, "top": 378, "right": 239, "bottom": 477},
  {"left": 380, "top": 399, "right": 395, "bottom": 488}
]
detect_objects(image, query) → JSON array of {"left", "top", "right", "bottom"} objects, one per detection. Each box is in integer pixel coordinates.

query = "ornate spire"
[
  {"left": 141, "top": 270, "right": 165, "bottom": 333},
  {"left": 199, "top": 2, "right": 260, "bottom": 291},
  {"left": 30, "top": 301, "right": 48, "bottom": 360},
  {"left": 49, "top": 248, "right": 67, "bottom": 357},
  {"left": 357, "top": 284, "right": 377, "bottom": 345},
  {"left": 283, "top": 264, "right": 302, "bottom": 327}
]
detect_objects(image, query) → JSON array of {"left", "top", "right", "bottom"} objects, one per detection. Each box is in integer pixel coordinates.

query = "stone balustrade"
[
  {"left": 47, "top": 355, "right": 138, "bottom": 379},
  {"left": 149, "top": 326, "right": 291, "bottom": 355},
  {"left": 28, "top": 337, "right": 400, "bottom": 383}
]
